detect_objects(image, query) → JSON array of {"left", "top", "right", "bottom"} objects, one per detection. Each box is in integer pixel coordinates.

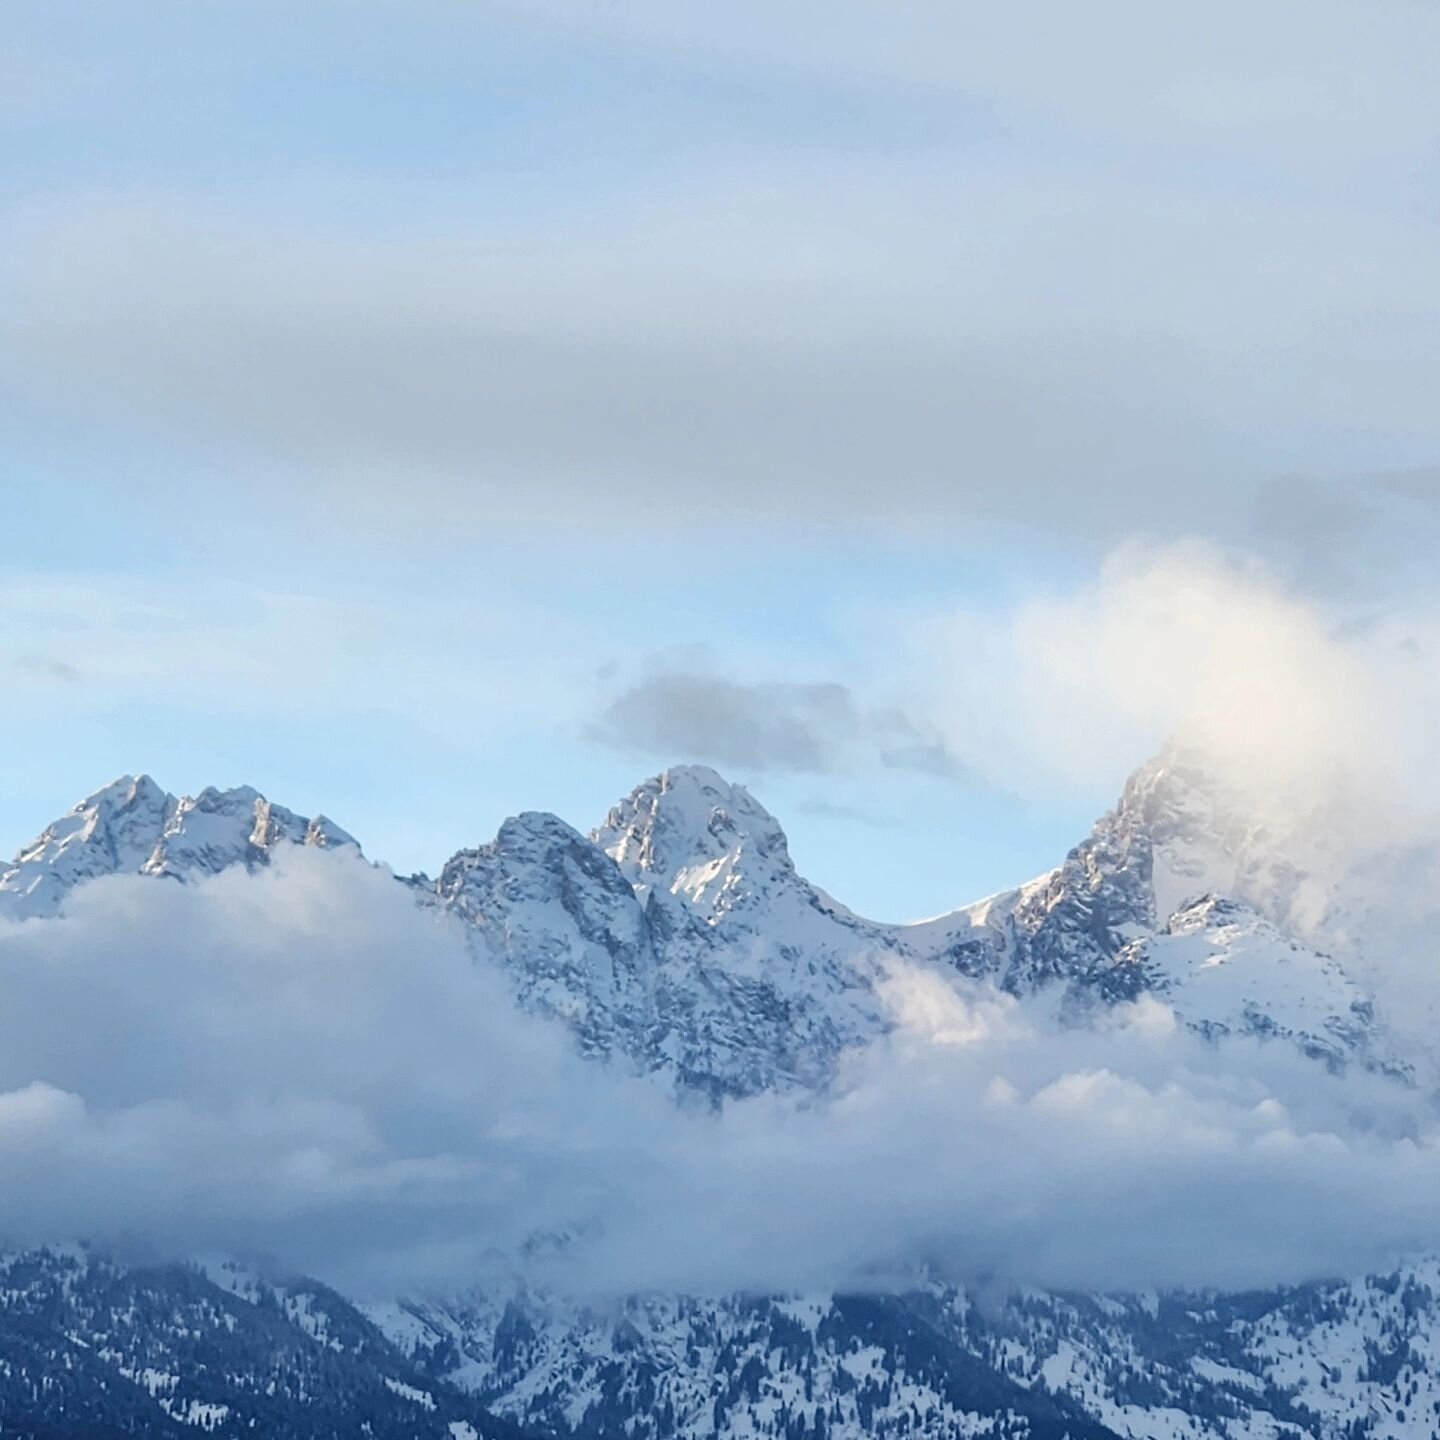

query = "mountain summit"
[{"left": 590, "top": 763, "right": 800, "bottom": 922}]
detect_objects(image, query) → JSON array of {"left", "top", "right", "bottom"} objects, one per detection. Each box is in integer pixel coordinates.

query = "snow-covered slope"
[
  {"left": 1092, "top": 893, "right": 1384, "bottom": 1072},
  {"left": 592, "top": 765, "right": 856, "bottom": 927},
  {"left": 0, "top": 1245, "right": 520, "bottom": 1439},
  {"left": 13, "top": 1232, "right": 1440, "bottom": 1440},
  {"left": 369, "top": 1283, "right": 1123, "bottom": 1440},
  {"left": 938, "top": 747, "right": 1400, "bottom": 1074},
  {"left": 0, "top": 774, "right": 357, "bottom": 921},
  {"left": 948, "top": 745, "right": 1253, "bottom": 995}
]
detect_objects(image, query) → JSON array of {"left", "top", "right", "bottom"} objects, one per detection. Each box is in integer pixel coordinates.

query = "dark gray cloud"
[{"left": 589, "top": 671, "right": 970, "bottom": 780}]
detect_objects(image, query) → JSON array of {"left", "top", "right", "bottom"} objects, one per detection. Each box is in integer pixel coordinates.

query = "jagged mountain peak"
[
  {"left": 591, "top": 764, "right": 794, "bottom": 922},
  {"left": 49, "top": 772, "right": 174, "bottom": 847},
  {"left": 194, "top": 784, "right": 355, "bottom": 852},
  {"left": 3, "top": 751, "right": 1397, "bottom": 1092},
  {"left": 429, "top": 769, "right": 890, "bottom": 1097},
  {"left": 4, "top": 755, "right": 1436, "bottom": 1439},
  {"left": 142, "top": 785, "right": 360, "bottom": 881},
  {"left": 0, "top": 776, "right": 358, "bottom": 920},
  {"left": 995, "top": 744, "right": 1257, "bottom": 957},
  {"left": 78, "top": 771, "right": 170, "bottom": 811},
  {"left": 496, "top": 808, "right": 591, "bottom": 849},
  {"left": 1, "top": 774, "right": 179, "bottom": 919},
  {"left": 1117, "top": 738, "right": 1226, "bottom": 810},
  {"left": 1100, "top": 742, "right": 1376, "bottom": 965}
]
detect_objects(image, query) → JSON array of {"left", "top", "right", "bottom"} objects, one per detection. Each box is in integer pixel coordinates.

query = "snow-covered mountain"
[
  {"left": 0, "top": 773, "right": 356, "bottom": 920},
  {"left": 0, "top": 754, "right": 1399, "bottom": 1088},
  {"left": 0, "top": 749, "right": 1428, "bottom": 1438},
  {"left": 372, "top": 1260, "right": 1440, "bottom": 1440},
  {"left": 432, "top": 766, "right": 896, "bottom": 1098},
  {"left": 421, "top": 756, "right": 1397, "bottom": 1095},
  {"left": 1095, "top": 893, "right": 1382, "bottom": 1072}
]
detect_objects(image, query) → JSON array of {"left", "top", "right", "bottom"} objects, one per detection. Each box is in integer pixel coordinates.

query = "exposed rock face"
[
  {"left": 433, "top": 769, "right": 894, "bottom": 1099},
  {"left": 437, "top": 810, "right": 657, "bottom": 1065}
]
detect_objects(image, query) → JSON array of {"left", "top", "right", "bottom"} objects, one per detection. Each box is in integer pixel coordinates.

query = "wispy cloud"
[{"left": 0, "top": 571, "right": 592, "bottom": 734}]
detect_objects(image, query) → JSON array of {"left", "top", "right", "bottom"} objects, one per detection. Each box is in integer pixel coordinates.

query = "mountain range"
[{"left": 0, "top": 751, "right": 1432, "bottom": 1439}]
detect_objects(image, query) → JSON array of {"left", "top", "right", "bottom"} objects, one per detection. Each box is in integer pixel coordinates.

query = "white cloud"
[
  {"left": 0, "top": 853, "right": 678, "bottom": 1293},
  {"left": 913, "top": 541, "right": 1440, "bottom": 1049},
  {"left": 590, "top": 971, "right": 1436, "bottom": 1297},
  {"left": 6, "top": 1, "right": 1440, "bottom": 599},
  {"left": 6, "top": 0, "right": 1440, "bottom": 1306}
]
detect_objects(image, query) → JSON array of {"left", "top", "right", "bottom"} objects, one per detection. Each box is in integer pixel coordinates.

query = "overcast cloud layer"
[
  {"left": 5, "top": 0, "right": 1440, "bottom": 573},
  {"left": 8, "top": 186, "right": 1439, "bottom": 572}
]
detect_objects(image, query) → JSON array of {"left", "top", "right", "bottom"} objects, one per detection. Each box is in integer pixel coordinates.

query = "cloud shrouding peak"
[{"left": 926, "top": 542, "right": 1440, "bottom": 812}]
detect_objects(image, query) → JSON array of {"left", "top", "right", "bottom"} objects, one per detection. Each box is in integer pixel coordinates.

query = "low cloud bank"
[{"left": 1, "top": 849, "right": 1437, "bottom": 1300}]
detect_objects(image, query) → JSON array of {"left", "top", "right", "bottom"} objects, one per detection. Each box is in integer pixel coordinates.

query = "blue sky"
[{"left": 6, "top": 0, "right": 1440, "bottom": 917}]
